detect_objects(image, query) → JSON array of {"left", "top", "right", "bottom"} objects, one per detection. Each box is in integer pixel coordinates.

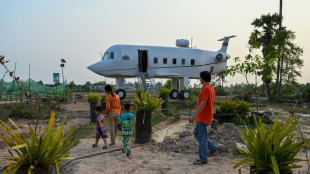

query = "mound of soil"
[
  {"left": 159, "top": 135, "right": 198, "bottom": 154},
  {"left": 159, "top": 123, "right": 242, "bottom": 154},
  {"left": 209, "top": 123, "right": 242, "bottom": 147}
]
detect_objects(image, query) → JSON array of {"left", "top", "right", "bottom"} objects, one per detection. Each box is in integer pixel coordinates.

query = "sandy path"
[
  {"left": 153, "top": 120, "right": 188, "bottom": 143},
  {"left": 64, "top": 102, "right": 90, "bottom": 112},
  {"left": 62, "top": 140, "right": 249, "bottom": 174}
]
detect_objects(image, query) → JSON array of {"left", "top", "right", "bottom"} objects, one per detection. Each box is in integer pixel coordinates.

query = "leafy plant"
[
  {"left": 218, "top": 100, "right": 250, "bottom": 119},
  {"left": 135, "top": 89, "right": 143, "bottom": 97},
  {"left": 159, "top": 87, "right": 171, "bottom": 97},
  {"left": 59, "top": 88, "right": 73, "bottom": 103},
  {"left": 0, "top": 111, "right": 78, "bottom": 174},
  {"left": 86, "top": 93, "right": 101, "bottom": 103},
  {"left": 133, "top": 91, "right": 164, "bottom": 112},
  {"left": 232, "top": 116, "right": 310, "bottom": 174}
]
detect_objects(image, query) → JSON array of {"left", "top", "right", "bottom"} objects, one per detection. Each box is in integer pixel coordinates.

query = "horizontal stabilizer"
[
  {"left": 217, "top": 35, "right": 237, "bottom": 52},
  {"left": 217, "top": 35, "right": 237, "bottom": 41}
]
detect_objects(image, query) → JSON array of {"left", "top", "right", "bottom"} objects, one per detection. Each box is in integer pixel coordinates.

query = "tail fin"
[{"left": 217, "top": 35, "right": 236, "bottom": 52}]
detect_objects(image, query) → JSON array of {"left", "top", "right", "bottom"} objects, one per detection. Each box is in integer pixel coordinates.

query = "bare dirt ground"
[
  {"left": 60, "top": 119, "right": 310, "bottom": 174},
  {"left": 1, "top": 102, "right": 310, "bottom": 174},
  {"left": 62, "top": 140, "right": 247, "bottom": 174}
]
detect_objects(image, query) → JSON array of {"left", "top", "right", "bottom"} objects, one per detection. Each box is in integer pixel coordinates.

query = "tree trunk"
[
  {"left": 266, "top": 82, "right": 271, "bottom": 101},
  {"left": 90, "top": 102, "right": 98, "bottom": 123},
  {"left": 135, "top": 111, "right": 152, "bottom": 144},
  {"left": 275, "top": 56, "right": 281, "bottom": 99},
  {"left": 278, "top": 55, "right": 285, "bottom": 99},
  {"left": 233, "top": 117, "right": 238, "bottom": 126}
]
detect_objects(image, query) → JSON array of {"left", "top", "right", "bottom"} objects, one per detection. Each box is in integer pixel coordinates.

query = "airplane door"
[{"left": 138, "top": 50, "right": 148, "bottom": 72}]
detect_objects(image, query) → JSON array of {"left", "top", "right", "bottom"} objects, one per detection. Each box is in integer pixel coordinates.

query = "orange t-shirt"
[
  {"left": 105, "top": 93, "right": 121, "bottom": 115},
  {"left": 195, "top": 84, "right": 215, "bottom": 125}
]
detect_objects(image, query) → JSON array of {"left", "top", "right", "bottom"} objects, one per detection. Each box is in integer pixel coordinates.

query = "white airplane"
[{"left": 88, "top": 35, "right": 236, "bottom": 100}]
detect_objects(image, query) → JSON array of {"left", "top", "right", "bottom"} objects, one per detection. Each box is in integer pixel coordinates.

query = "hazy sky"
[{"left": 1, "top": 0, "right": 309, "bottom": 85}]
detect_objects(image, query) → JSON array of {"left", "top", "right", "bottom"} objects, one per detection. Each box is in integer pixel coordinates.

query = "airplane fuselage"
[
  {"left": 88, "top": 36, "right": 235, "bottom": 99},
  {"left": 88, "top": 44, "right": 230, "bottom": 79}
]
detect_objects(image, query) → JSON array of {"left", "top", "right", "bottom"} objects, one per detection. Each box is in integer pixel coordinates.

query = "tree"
[
  {"left": 94, "top": 81, "right": 106, "bottom": 86},
  {"left": 164, "top": 80, "right": 171, "bottom": 89},
  {"left": 155, "top": 82, "right": 163, "bottom": 90},
  {"left": 214, "top": 72, "right": 227, "bottom": 89},
  {"left": 249, "top": 13, "right": 304, "bottom": 100},
  {"left": 54, "top": 82, "right": 61, "bottom": 86},
  {"left": 226, "top": 36, "right": 263, "bottom": 112},
  {"left": 270, "top": 29, "right": 304, "bottom": 98},
  {"left": 82, "top": 81, "right": 91, "bottom": 91},
  {"left": 68, "top": 81, "right": 77, "bottom": 90},
  {"left": 249, "top": 13, "right": 281, "bottom": 99},
  {"left": 38, "top": 80, "right": 44, "bottom": 85}
]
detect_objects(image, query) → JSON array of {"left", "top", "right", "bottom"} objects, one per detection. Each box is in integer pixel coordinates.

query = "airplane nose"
[{"left": 87, "top": 61, "right": 101, "bottom": 74}]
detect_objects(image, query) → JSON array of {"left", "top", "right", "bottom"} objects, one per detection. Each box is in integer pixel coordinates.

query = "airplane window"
[
  {"left": 122, "top": 55, "right": 130, "bottom": 60},
  {"left": 154, "top": 57, "right": 158, "bottom": 64},
  {"left": 182, "top": 59, "right": 186, "bottom": 65},
  {"left": 173, "top": 58, "right": 177, "bottom": 64},
  {"left": 109, "top": 52, "right": 114, "bottom": 59},
  {"left": 102, "top": 53, "right": 109, "bottom": 60},
  {"left": 191, "top": 59, "right": 195, "bottom": 65},
  {"left": 163, "top": 58, "right": 167, "bottom": 64}
]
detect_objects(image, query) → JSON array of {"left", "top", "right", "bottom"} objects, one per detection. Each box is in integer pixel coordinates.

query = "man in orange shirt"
[{"left": 189, "top": 71, "right": 218, "bottom": 165}]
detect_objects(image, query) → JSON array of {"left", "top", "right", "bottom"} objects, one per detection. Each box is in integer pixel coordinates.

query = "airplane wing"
[{"left": 155, "top": 73, "right": 182, "bottom": 77}]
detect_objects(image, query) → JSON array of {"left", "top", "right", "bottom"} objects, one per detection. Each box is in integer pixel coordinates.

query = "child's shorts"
[{"left": 96, "top": 127, "right": 108, "bottom": 139}]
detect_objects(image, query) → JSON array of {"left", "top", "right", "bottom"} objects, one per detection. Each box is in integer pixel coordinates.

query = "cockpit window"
[
  {"left": 102, "top": 53, "right": 109, "bottom": 60},
  {"left": 109, "top": 52, "right": 114, "bottom": 59}
]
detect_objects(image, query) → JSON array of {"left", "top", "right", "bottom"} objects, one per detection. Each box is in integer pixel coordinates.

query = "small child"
[
  {"left": 118, "top": 103, "right": 134, "bottom": 157},
  {"left": 93, "top": 106, "right": 108, "bottom": 149}
]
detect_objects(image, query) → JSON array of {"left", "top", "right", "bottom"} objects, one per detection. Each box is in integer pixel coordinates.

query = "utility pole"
[
  {"left": 60, "top": 59, "right": 66, "bottom": 102},
  {"left": 29, "top": 63, "right": 30, "bottom": 94},
  {"left": 278, "top": 0, "right": 283, "bottom": 99},
  {"left": 279, "top": 0, "right": 283, "bottom": 29},
  {"left": 276, "top": 0, "right": 283, "bottom": 100}
]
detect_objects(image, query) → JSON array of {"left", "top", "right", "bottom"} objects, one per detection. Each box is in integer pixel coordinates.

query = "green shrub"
[
  {"left": 9, "top": 103, "right": 33, "bottom": 119},
  {"left": 190, "top": 87, "right": 201, "bottom": 96},
  {"left": 214, "top": 86, "right": 228, "bottom": 96},
  {"left": 42, "top": 100, "right": 62, "bottom": 111},
  {"left": 133, "top": 91, "right": 164, "bottom": 112},
  {"left": 302, "top": 85, "right": 310, "bottom": 102},
  {"left": 218, "top": 100, "right": 250, "bottom": 119},
  {"left": 86, "top": 93, "right": 101, "bottom": 103},
  {"left": 0, "top": 111, "right": 78, "bottom": 174},
  {"left": 232, "top": 117, "right": 310, "bottom": 174},
  {"left": 159, "top": 87, "right": 171, "bottom": 97},
  {"left": 59, "top": 88, "right": 72, "bottom": 102}
]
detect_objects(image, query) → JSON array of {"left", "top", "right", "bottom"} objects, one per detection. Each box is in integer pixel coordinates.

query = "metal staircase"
[{"left": 137, "top": 72, "right": 158, "bottom": 96}]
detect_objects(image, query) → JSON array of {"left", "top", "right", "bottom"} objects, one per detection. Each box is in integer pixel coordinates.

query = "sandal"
[
  {"left": 92, "top": 144, "right": 98, "bottom": 148},
  {"left": 208, "top": 148, "right": 218, "bottom": 157},
  {"left": 103, "top": 146, "right": 108, "bottom": 149},
  {"left": 126, "top": 152, "right": 133, "bottom": 158},
  {"left": 193, "top": 160, "right": 207, "bottom": 165}
]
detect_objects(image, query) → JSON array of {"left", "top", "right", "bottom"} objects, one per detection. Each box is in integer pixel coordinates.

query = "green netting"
[{"left": 0, "top": 79, "right": 64, "bottom": 100}]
